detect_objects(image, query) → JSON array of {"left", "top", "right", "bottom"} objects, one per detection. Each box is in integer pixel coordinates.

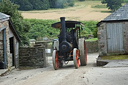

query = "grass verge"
[
  {"left": 92, "top": 5, "right": 106, "bottom": 8},
  {"left": 101, "top": 55, "right": 128, "bottom": 60},
  {"left": 85, "top": 38, "right": 98, "bottom": 41}
]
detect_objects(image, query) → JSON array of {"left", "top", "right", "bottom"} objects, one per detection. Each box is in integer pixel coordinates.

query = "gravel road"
[{"left": 0, "top": 53, "right": 128, "bottom": 85}]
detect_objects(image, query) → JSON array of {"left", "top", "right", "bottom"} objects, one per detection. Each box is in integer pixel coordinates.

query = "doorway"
[
  {"left": 9, "top": 37, "right": 15, "bottom": 66},
  {"left": 107, "top": 23, "right": 124, "bottom": 53}
]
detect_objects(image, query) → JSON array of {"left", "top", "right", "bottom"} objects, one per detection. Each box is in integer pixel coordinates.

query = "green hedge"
[{"left": 25, "top": 19, "right": 98, "bottom": 40}]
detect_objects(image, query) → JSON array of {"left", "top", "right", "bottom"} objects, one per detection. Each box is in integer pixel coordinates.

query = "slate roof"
[
  {"left": 97, "top": 3, "right": 128, "bottom": 26},
  {"left": 0, "top": 12, "right": 10, "bottom": 21},
  {"left": 103, "top": 3, "right": 128, "bottom": 21}
]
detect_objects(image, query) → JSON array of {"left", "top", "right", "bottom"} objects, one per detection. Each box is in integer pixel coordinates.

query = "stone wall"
[
  {"left": 19, "top": 47, "right": 46, "bottom": 68},
  {"left": 86, "top": 41, "right": 98, "bottom": 53},
  {"left": 98, "top": 23, "right": 107, "bottom": 56},
  {"left": 123, "top": 22, "right": 128, "bottom": 53}
]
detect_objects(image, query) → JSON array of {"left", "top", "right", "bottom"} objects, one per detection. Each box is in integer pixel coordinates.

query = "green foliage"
[
  {"left": 49, "top": 0, "right": 56, "bottom": 8},
  {"left": 122, "top": 0, "right": 128, "bottom": 2},
  {"left": 14, "top": 0, "right": 33, "bottom": 11},
  {"left": 0, "top": 0, "right": 30, "bottom": 45},
  {"left": 81, "top": 21, "right": 98, "bottom": 38},
  {"left": 101, "top": 0, "right": 123, "bottom": 11},
  {"left": 55, "top": 0, "right": 68, "bottom": 8},
  {"left": 67, "top": 0, "right": 75, "bottom": 7},
  {"left": 30, "top": 0, "right": 50, "bottom": 10},
  {"left": 11, "top": 0, "right": 50, "bottom": 11},
  {"left": 10, "top": 0, "right": 75, "bottom": 11},
  {"left": 25, "top": 19, "right": 59, "bottom": 39},
  {"left": 78, "top": 0, "right": 85, "bottom": 1},
  {"left": 25, "top": 19, "right": 98, "bottom": 40}
]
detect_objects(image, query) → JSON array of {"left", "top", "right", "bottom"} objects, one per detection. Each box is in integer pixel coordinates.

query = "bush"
[
  {"left": 81, "top": 21, "right": 98, "bottom": 38},
  {"left": 25, "top": 19, "right": 59, "bottom": 39}
]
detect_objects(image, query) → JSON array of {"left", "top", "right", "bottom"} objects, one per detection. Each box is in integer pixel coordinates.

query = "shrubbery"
[
  {"left": 25, "top": 19, "right": 98, "bottom": 40},
  {"left": 25, "top": 19, "right": 59, "bottom": 39}
]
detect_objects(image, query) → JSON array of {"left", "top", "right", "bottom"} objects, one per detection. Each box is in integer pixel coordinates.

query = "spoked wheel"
[
  {"left": 73, "top": 48, "right": 80, "bottom": 69},
  {"left": 52, "top": 50, "right": 59, "bottom": 70},
  {"left": 78, "top": 38, "right": 87, "bottom": 66}
]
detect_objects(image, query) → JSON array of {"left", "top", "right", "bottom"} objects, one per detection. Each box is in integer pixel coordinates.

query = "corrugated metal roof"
[
  {"left": 103, "top": 3, "right": 128, "bottom": 21},
  {"left": 0, "top": 12, "right": 10, "bottom": 20}
]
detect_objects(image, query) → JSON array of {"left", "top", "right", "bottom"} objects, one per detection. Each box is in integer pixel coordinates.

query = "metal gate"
[{"left": 107, "top": 23, "right": 124, "bottom": 53}]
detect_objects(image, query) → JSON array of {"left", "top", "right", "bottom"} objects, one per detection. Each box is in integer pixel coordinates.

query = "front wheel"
[
  {"left": 73, "top": 48, "right": 80, "bottom": 69},
  {"left": 52, "top": 50, "right": 59, "bottom": 70}
]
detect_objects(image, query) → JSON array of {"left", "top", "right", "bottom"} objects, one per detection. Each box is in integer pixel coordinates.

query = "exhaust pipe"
[{"left": 60, "top": 17, "right": 66, "bottom": 41}]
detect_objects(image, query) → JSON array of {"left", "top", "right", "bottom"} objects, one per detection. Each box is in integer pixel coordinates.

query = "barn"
[
  {"left": 0, "top": 13, "right": 20, "bottom": 69},
  {"left": 97, "top": 4, "right": 128, "bottom": 56}
]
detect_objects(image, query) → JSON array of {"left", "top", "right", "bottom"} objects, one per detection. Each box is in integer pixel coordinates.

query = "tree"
[
  {"left": 79, "top": 0, "right": 85, "bottom": 1},
  {"left": 49, "top": 0, "right": 57, "bottom": 8},
  {"left": 16, "top": 0, "right": 33, "bottom": 11},
  {"left": 52, "top": 0, "right": 67, "bottom": 8},
  {"left": 0, "top": 0, "right": 30, "bottom": 45},
  {"left": 11, "top": 0, "right": 33, "bottom": 11},
  {"left": 102, "top": 0, "right": 123, "bottom": 11},
  {"left": 10, "top": 0, "right": 75, "bottom": 10},
  {"left": 29, "top": 0, "right": 49, "bottom": 10}
]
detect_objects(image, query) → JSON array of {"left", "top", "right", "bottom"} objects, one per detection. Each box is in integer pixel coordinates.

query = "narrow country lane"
[{"left": 0, "top": 53, "right": 98, "bottom": 85}]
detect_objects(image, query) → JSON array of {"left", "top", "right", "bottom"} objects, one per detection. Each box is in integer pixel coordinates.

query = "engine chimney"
[{"left": 60, "top": 17, "right": 66, "bottom": 41}]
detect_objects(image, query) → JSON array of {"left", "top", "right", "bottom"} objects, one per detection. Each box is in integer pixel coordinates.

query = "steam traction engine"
[{"left": 52, "top": 17, "right": 87, "bottom": 70}]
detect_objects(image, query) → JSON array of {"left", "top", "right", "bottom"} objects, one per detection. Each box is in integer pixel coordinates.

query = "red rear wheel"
[
  {"left": 79, "top": 38, "right": 87, "bottom": 66},
  {"left": 84, "top": 41, "right": 87, "bottom": 64}
]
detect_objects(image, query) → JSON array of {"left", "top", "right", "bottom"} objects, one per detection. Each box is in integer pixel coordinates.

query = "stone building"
[
  {"left": 0, "top": 13, "right": 20, "bottom": 69},
  {"left": 97, "top": 4, "right": 128, "bottom": 56}
]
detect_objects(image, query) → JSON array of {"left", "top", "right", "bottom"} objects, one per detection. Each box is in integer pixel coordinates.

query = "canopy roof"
[{"left": 52, "top": 21, "right": 81, "bottom": 29}]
